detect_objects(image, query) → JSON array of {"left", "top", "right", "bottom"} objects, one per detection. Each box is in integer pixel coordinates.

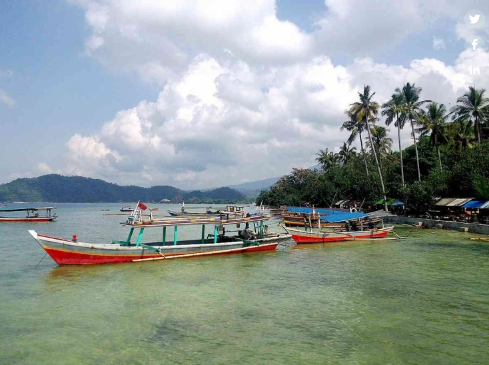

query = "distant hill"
[
  {"left": 225, "top": 177, "right": 280, "bottom": 198},
  {"left": 0, "top": 174, "right": 246, "bottom": 203}
]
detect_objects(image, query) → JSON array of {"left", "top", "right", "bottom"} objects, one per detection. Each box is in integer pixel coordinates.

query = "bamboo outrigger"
[{"left": 28, "top": 203, "right": 290, "bottom": 265}]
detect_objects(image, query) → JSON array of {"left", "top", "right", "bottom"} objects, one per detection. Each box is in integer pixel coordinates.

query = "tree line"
[{"left": 257, "top": 83, "right": 489, "bottom": 213}]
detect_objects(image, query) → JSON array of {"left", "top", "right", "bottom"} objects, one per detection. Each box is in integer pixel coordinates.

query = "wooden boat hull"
[
  {"left": 287, "top": 227, "right": 393, "bottom": 244},
  {"left": 28, "top": 231, "right": 280, "bottom": 265},
  {"left": 0, "top": 217, "right": 57, "bottom": 222}
]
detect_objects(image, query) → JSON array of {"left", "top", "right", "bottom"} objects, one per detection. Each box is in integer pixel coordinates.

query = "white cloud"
[
  {"left": 313, "top": 0, "right": 458, "bottom": 55},
  {"left": 0, "top": 89, "right": 16, "bottom": 107},
  {"left": 433, "top": 37, "right": 446, "bottom": 50},
  {"left": 37, "top": 163, "right": 54, "bottom": 174},
  {"left": 54, "top": 0, "right": 489, "bottom": 188},
  {"left": 73, "top": 0, "right": 313, "bottom": 84}
]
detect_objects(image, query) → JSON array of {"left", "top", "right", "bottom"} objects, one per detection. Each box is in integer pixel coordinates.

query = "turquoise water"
[{"left": 1, "top": 204, "right": 489, "bottom": 364}]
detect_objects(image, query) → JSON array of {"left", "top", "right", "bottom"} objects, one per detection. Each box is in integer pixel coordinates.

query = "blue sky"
[{"left": 0, "top": 0, "right": 488, "bottom": 188}]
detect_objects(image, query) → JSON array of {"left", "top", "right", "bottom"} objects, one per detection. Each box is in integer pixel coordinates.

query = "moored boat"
[
  {"left": 120, "top": 206, "right": 134, "bottom": 212},
  {"left": 0, "top": 207, "right": 57, "bottom": 222},
  {"left": 285, "top": 226, "right": 393, "bottom": 244},
  {"left": 29, "top": 202, "right": 290, "bottom": 265}
]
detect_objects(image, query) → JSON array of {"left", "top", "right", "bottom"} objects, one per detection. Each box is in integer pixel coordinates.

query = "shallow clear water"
[{"left": 1, "top": 204, "right": 489, "bottom": 364}]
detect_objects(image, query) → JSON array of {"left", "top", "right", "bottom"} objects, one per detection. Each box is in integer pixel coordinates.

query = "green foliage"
[
  {"left": 0, "top": 174, "right": 246, "bottom": 203},
  {"left": 257, "top": 85, "right": 489, "bottom": 213},
  {"left": 257, "top": 137, "right": 489, "bottom": 212}
]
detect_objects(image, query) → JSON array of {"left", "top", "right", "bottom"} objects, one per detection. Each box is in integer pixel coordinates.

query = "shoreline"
[{"left": 384, "top": 215, "right": 489, "bottom": 235}]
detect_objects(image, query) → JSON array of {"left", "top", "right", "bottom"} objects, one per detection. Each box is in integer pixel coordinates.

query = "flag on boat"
[{"left": 138, "top": 202, "right": 148, "bottom": 211}]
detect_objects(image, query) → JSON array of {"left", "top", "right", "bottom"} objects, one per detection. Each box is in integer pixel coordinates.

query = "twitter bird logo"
[{"left": 470, "top": 14, "right": 480, "bottom": 24}]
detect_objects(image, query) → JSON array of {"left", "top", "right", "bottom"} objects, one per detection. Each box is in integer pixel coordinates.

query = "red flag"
[{"left": 138, "top": 202, "right": 147, "bottom": 211}]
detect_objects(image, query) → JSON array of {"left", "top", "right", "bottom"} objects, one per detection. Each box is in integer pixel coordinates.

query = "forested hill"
[{"left": 0, "top": 174, "right": 246, "bottom": 203}]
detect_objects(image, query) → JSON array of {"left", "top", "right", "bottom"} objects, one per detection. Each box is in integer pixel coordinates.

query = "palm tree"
[
  {"left": 450, "top": 86, "right": 489, "bottom": 145},
  {"left": 350, "top": 85, "right": 388, "bottom": 211},
  {"left": 366, "top": 125, "right": 393, "bottom": 162},
  {"left": 341, "top": 110, "right": 369, "bottom": 175},
  {"left": 382, "top": 92, "right": 406, "bottom": 185},
  {"left": 396, "top": 83, "right": 430, "bottom": 181},
  {"left": 450, "top": 120, "right": 475, "bottom": 151},
  {"left": 315, "top": 148, "right": 340, "bottom": 170},
  {"left": 416, "top": 103, "right": 449, "bottom": 170},
  {"left": 338, "top": 142, "right": 357, "bottom": 165}
]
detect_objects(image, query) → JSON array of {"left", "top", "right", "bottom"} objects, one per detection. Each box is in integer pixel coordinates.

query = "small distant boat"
[
  {"left": 0, "top": 207, "right": 57, "bottom": 222},
  {"left": 120, "top": 206, "right": 134, "bottom": 212},
  {"left": 28, "top": 201, "right": 289, "bottom": 265}
]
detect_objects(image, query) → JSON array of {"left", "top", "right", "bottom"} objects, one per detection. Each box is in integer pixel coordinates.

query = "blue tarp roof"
[
  {"left": 287, "top": 206, "right": 368, "bottom": 222},
  {"left": 288, "top": 206, "right": 353, "bottom": 215},
  {"left": 320, "top": 212, "right": 369, "bottom": 223},
  {"left": 462, "top": 200, "right": 487, "bottom": 209}
]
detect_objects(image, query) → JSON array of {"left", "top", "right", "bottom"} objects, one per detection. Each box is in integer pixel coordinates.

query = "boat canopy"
[
  {"left": 0, "top": 207, "right": 56, "bottom": 212},
  {"left": 123, "top": 214, "right": 270, "bottom": 228}
]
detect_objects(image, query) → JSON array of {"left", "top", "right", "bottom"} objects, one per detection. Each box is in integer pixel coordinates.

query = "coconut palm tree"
[
  {"left": 338, "top": 142, "right": 357, "bottom": 165},
  {"left": 396, "top": 83, "right": 430, "bottom": 181},
  {"left": 366, "top": 125, "right": 393, "bottom": 163},
  {"left": 416, "top": 103, "right": 449, "bottom": 170},
  {"left": 341, "top": 110, "right": 369, "bottom": 175},
  {"left": 315, "top": 148, "right": 340, "bottom": 170},
  {"left": 382, "top": 92, "right": 406, "bottom": 185},
  {"left": 350, "top": 85, "right": 388, "bottom": 211},
  {"left": 450, "top": 86, "right": 489, "bottom": 145},
  {"left": 449, "top": 120, "right": 475, "bottom": 151}
]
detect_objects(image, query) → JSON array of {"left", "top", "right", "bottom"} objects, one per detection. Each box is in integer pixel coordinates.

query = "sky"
[{"left": 1, "top": 0, "right": 489, "bottom": 189}]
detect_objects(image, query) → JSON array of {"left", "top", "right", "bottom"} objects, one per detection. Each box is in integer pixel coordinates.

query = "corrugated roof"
[
  {"left": 447, "top": 198, "right": 473, "bottom": 207},
  {"left": 435, "top": 198, "right": 457, "bottom": 206},
  {"left": 463, "top": 200, "right": 487, "bottom": 209},
  {"left": 480, "top": 201, "right": 489, "bottom": 209}
]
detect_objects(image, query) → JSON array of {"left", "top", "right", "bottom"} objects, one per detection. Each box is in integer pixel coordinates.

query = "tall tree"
[
  {"left": 382, "top": 92, "right": 406, "bottom": 185},
  {"left": 366, "top": 125, "right": 393, "bottom": 163},
  {"left": 350, "top": 85, "right": 388, "bottom": 211},
  {"left": 338, "top": 142, "right": 357, "bottom": 165},
  {"left": 396, "top": 83, "right": 430, "bottom": 181},
  {"left": 416, "top": 103, "right": 449, "bottom": 170},
  {"left": 341, "top": 110, "right": 369, "bottom": 175},
  {"left": 316, "top": 148, "right": 340, "bottom": 170},
  {"left": 450, "top": 86, "right": 489, "bottom": 145},
  {"left": 449, "top": 120, "right": 475, "bottom": 152}
]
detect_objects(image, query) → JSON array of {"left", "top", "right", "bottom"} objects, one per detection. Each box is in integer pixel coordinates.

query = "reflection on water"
[{"left": 1, "top": 204, "right": 489, "bottom": 364}]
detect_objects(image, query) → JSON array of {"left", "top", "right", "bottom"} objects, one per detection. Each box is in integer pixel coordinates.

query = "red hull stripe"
[
  {"left": 291, "top": 231, "right": 389, "bottom": 244},
  {"left": 1, "top": 218, "right": 52, "bottom": 221},
  {"left": 43, "top": 243, "right": 278, "bottom": 265}
]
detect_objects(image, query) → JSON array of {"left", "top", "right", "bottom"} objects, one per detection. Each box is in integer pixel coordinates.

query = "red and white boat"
[
  {"left": 284, "top": 226, "right": 393, "bottom": 244},
  {"left": 0, "top": 207, "right": 57, "bottom": 222},
  {"left": 28, "top": 202, "right": 290, "bottom": 265}
]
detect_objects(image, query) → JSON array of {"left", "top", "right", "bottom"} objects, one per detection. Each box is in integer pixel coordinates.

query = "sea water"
[{"left": 0, "top": 204, "right": 488, "bottom": 364}]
